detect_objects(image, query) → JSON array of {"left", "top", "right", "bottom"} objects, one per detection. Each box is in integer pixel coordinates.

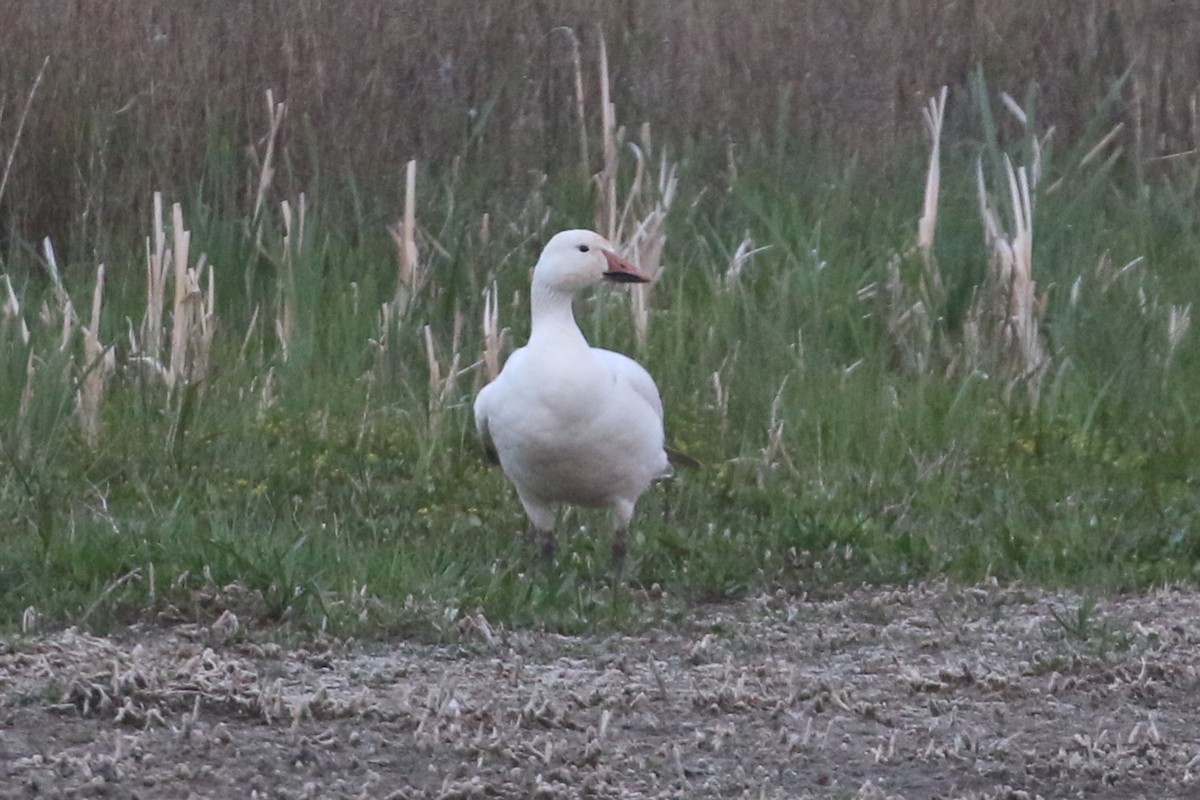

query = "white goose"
[{"left": 474, "top": 229, "right": 672, "bottom": 567}]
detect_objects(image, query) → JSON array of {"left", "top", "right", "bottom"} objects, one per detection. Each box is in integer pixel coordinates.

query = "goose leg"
[
  {"left": 611, "top": 527, "right": 628, "bottom": 573},
  {"left": 521, "top": 523, "right": 557, "bottom": 564},
  {"left": 517, "top": 491, "right": 558, "bottom": 566},
  {"left": 610, "top": 499, "right": 637, "bottom": 587},
  {"left": 541, "top": 528, "right": 558, "bottom": 563},
  {"left": 608, "top": 527, "right": 628, "bottom": 610}
]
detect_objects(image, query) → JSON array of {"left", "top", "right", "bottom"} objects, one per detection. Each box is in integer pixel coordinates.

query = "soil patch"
[{"left": 3, "top": 582, "right": 1200, "bottom": 798}]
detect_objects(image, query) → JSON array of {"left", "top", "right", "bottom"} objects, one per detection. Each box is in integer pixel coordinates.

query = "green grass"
[{"left": 3, "top": 103, "right": 1200, "bottom": 640}]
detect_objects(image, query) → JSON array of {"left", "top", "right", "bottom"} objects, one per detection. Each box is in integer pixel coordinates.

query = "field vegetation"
[{"left": 2, "top": 2, "right": 1200, "bottom": 636}]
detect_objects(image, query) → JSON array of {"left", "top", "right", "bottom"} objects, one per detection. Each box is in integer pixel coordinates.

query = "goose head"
[{"left": 532, "top": 229, "right": 650, "bottom": 293}]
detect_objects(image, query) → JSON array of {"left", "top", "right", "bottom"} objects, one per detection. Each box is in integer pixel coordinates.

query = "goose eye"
[{"left": 577, "top": 244, "right": 590, "bottom": 253}]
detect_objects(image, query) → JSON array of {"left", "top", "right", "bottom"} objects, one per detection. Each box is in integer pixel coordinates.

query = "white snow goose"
[{"left": 474, "top": 229, "right": 672, "bottom": 568}]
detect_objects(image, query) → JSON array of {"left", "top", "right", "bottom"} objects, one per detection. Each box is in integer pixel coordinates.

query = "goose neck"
[{"left": 529, "top": 282, "right": 586, "bottom": 345}]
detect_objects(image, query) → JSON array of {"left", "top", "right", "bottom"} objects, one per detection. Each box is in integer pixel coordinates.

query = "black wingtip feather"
[{"left": 665, "top": 446, "right": 701, "bottom": 470}]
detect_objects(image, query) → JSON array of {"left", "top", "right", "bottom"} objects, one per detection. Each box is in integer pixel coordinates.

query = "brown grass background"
[{"left": 1, "top": 1, "right": 1198, "bottom": 254}]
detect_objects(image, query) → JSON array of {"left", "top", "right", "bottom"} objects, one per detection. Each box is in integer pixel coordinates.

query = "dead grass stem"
[
  {"left": 78, "top": 264, "right": 115, "bottom": 446},
  {"left": 0, "top": 55, "right": 47, "bottom": 213},
  {"left": 389, "top": 159, "right": 422, "bottom": 310}
]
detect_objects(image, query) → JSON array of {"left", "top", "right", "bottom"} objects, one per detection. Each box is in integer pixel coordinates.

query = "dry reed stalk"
[
  {"left": 578, "top": 32, "right": 676, "bottom": 346},
  {"left": 251, "top": 90, "right": 287, "bottom": 249},
  {"left": 388, "top": 159, "right": 421, "bottom": 309},
  {"left": 918, "top": 87, "right": 948, "bottom": 297},
  {"left": 873, "top": 84, "right": 1055, "bottom": 401},
  {"left": 2, "top": 273, "right": 30, "bottom": 344},
  {"left": 142, "top": 192, "right": 169, "bottom": 370},
  {"left": 1080, "top": 121, "right": 1125, "bottom": 168},
  {"left": 128, "top": 196, "right": 216, "bottom": 388},
  {"left": 999, "top": 91, "right": 1052, "bottom": 189},
  {"left": 17, "top": 351, "right": 35, "bottom": 427},
  {"left": 238, "top": 304, "right": 261, "bottom": 366},
  {"left": 374, "top": 300, "right": 395, "bottom": 354},
  {"left": 970, "top": 155, "right": 1049, "bottom": 402},
  {"left": 365, "top": 299, "right": 394, "bottom": 390},
  {"left": 167, "top": 202, "right": 216, "bottom": 389},
  {"left": 710, "top": 367, "right": 730, "bottom": 444},
  {"left": 452, "top": 307, "right": 464, "bottom": 376},
  {"left": 868, "top": 89, "right": 950, "bottom": 375},
  {"left": 20, "top": 605, "right": 39, "bottom": 634},
  {"left": 596, "top": 30, "right": 618, "bottom": 241},
  {"left": 175, "top": 253, "right": 216, "bottom": 388},
  {"left": 40, "top": 238, "right": 76, "bottom": 351},
  {"left": 192, "top": 259, "right": 217, "bottom": 384},
  {"left": 481, "top": 280, "right": 504, "bottom": 382},
  {"left": 78, "top": 264, "right": 115, "bottom": 446},
  {"left": 1167, "top": 303, "right": 1191, "bottom": 362},
  {"left": 723, "top": 236, "right": 771, "bottom": 289},
  {"left": 275, "top": 195, "right": 306, "bottom": 361},
  {"left": 1049, "top": 120, "right": 1125, "bottom": 195},
  {"left": 16, "top": 240, "right": 116, "bottom": 445},
  {"left": 757, "top": 377, "right": 793, "bottom": 489},
  {"left": 879, "top": 255, "right": 935, "bottom": 374},
  {"left": 625, "top": 146, "right": 677, "bottom": 346},
  {"left": 257, "top": 366, "right": 278, "bottom": 417},
  {"left": 168, "top": 203, "right": 192, "bottom": 382},
  {"left": 600, "top": 124, "right": 676, "bottom": 347},
  {"left": 422, "top": 312, "right": 465, "bottom": 439},
  {"left": 422, "top": 326, "right": 441, "bottom": 407},
  {"left": 1096, "top": 253, "right": 1144, "bottom": 297},
  {"left": 999, "top": 90, "right": 1027, "bottom": 125}
]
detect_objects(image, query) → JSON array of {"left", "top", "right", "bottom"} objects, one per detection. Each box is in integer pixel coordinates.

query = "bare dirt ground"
[{"left": 3, "top": 581, "right": 1200, "bottom": 799}]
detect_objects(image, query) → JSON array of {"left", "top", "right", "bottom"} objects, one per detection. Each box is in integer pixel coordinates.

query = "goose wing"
[
  {"left": 473, "top": 382, "right": 501, "bottom": 465},
  {"left": 594, "top": 348, "right": 664, "bottom": 421}
]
